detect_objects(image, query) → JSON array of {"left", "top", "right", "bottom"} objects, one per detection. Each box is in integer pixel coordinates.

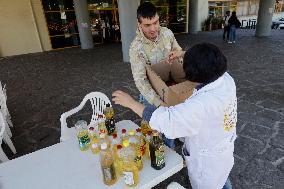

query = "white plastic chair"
[
  {"left": 60, "top": 92, "right": 112, "bottom": 142},
  {"left": 0, "top": 112, "right": 17, "bottom": 162},
  {"left": 0, "top": 82, "right": 13, "bottom": 138},
  {"left": 167, "top": 182, "right": 186, "bottom": 189}
]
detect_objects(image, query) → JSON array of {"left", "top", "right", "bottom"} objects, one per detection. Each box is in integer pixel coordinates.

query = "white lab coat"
[{"left": 149, "top": 72, "right": 237, "bottom": 189}]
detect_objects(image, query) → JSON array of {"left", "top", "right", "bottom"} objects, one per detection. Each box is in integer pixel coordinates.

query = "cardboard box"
[{"left": 146, "top": 61, "right": 196, "bottom": 106}]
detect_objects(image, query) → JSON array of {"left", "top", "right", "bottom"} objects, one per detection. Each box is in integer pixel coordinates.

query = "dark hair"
[
  {"left": 231, "top": 11, "right": 237, "bottom": 17},
  {"left": 183, "top": 43, "right": 227, "bottom": 83},
  {"left": 226, "top": 11, "right": 230, "bottom": 14},
  {"left": 137, "top": 2, "right": 157, "bottom": 23}
]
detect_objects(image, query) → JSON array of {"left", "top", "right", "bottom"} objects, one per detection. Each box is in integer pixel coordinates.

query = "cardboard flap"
[
  {"left": 170, "top": 61, "right": 187, "bottom": 83},
  {"left": 169, "top": 81, "right": 196, "bottom": 102},
  {"left": 146, "top": 65, "right": 168, "bottom": 101}
]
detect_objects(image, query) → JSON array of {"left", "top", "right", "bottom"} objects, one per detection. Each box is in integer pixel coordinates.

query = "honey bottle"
[
  {"left": 100, "top": 142, "right": 117, "bottom": 185},
  {"left": 121, "top": 140, "right": 139, "bottom": 187}
]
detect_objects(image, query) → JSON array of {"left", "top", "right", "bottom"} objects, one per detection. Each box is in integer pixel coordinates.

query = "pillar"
[
  {"left": 255, "top": 0, "right": 275, "bottom": 37},
  {"left": 117, "top": 0, "right": 140, "bottom": 62},
  {"left": 188, "top": 0, "right": 208, "bottom": 34},
  {"left": 73, "top": 0, "right": 94, "bottom": 49}
]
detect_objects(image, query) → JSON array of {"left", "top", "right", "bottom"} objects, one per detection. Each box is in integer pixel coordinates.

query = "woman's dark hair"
[
  {"left": 183, "top": 43, "right": 227, "bottom": 83},
  {"left": 137, "top": 2, "right": 157, "bottom": 23},
  {"left": 231, "top": 11, "right": 237, "bottom": 18}
]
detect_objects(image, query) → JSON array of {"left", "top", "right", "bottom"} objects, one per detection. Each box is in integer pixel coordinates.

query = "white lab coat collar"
[{"left": 187, "top": 72, "right": 227, "bottom": 101}]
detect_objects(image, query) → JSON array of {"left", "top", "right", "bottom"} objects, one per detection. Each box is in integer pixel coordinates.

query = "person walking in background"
[
  {"left": 223, "top": 11, "right": 231, "bottom": 42},
  {"left": 228, "top": 11, "right": 241, "bottom": 44}
]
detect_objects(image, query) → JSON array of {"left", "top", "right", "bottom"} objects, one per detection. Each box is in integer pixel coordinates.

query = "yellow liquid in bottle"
[
  {"left": 91, "top": 138, "right": 100, "bottom": 154},
  {"left": 101, "top": 163, "right": 117, "bottom": 185},
  {"left": 104, "top": 107, "right": 115, "bottom": 119},
  {"left": 122, "top": 160, "right": 139, "bottom": 187},
  {"left": 141, "top": 120, "right": 152, "bottom": 136}
]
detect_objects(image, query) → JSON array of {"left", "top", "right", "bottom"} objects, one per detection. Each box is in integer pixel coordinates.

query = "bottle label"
[
  {"left": 123, "top": 171, "right": 134, "bottom": 185},
  {"left": 155, "top": 145, "right": 165, "bottom": 167},
  {"left": 102, "top": 165, "right": 115, "bottom": 181},
  {"left": 77, "top": 131, "right": 90, "bottom": 150}
]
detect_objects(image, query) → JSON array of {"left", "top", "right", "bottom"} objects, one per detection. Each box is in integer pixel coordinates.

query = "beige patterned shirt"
[{"left": 129, "top": 27, "right": 182, "bottom": 107}]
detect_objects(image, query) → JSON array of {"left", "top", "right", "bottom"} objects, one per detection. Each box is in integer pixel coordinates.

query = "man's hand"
[{"left": 167, "top": 50, "right": 185, "bottom": 64}]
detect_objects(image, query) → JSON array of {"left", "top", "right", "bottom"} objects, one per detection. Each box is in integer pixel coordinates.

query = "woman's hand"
[{"left": 112, "top": 90, "right": 136, "bottom": 109}]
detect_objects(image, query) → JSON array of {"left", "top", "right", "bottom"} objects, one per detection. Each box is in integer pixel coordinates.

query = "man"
[
  {"left": 223, "top": 11, "right": 231, "bottom": 42},
  {"left": 129, "top": 2, "right": 185, "bottom": 108},
  {"left": 129, "top": 2, "right": 185, "bottom": 148}
]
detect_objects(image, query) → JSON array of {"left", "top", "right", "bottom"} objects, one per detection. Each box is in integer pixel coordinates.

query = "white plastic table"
[{"left": 0, "top": 120, "right": 183, "bottom": 189}]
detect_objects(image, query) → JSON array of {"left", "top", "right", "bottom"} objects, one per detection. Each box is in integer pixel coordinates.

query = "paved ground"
[{"left": 0, "top": 29, "right": 283, "bottom": 189}]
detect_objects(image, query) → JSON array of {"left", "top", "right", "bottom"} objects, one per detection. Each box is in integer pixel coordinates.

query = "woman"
[
  {"left": 228, "top": 11, "right": 241, "bottom": 43},
  {"left": 113, "top": 43, "right": 236, "bottom": 189}
]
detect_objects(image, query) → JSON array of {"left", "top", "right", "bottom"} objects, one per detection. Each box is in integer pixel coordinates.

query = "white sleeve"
[{"left": 149, "top": 100, "right": 203, "bottom": 139}]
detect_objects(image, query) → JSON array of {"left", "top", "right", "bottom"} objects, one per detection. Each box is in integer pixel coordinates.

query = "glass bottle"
[
  {"left": 105, "top": 117, "right": 116, "bottom": 135},
  {"left": 103, "top": 103, "right": 115, "bottom": 119},
  {"left": 145, "top": 131, "right": 152, "bottom": 159},
  {"left": 121, "top": 128, "right": 127, "bottom": 143},
  {"left": 140, "top": 120, "right": 152, "bottom": 136},
  {"left": 90, "top": 127, "right": 100, "bottom": 154},
  {"left": 136, "top": 128, "right": 146, "bottom": 157},
  {"left": 100, "top": 142, "right": 117, "bottom": 185},
  {"left": 149, "top": 130, "right": 165, "bottom": 170},
  {"left": 114, "top": 144, "right": 123, "bottom": 177},
  {"left": 99, "top": 130, "right": 110, "bottom": 148},
  {"left": 75, "top": 120, "right": 90, "bottom": 151},
  {"left": 129, "top": 130, "right": 143, "bottom": 171},
  {"left": 111, "top": 133, "right": 120, "bottom": 154},
  {"left": 121, "top": 140, "right": 139, "bottom": 187}
]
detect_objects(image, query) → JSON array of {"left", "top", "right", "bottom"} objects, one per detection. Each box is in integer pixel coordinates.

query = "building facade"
[{"left": 0, "top": 0, "right": 282, "bottom": 57}]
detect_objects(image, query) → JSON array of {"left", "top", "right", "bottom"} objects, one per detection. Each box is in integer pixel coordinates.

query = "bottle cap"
[
  {"left": 100, "top": 142, "right": 107, "bottom": 150},
  {"left": 152, "top": 130, "right": 159, "bottom": 136},
  {"left": 89, "top": 127, "right": 94, "bottom": 131},
  {"left": 106, "top": 103, "right": 110, "bottom": 107},
  {"left": 99, "top": 133, "right": 105, "bottom": 139},
  {"left": 117, "top": 144, "right": 122, "bottom": 150},
  {"left": 122, "top": 140, "right": 129, "bottom": 147},
  {"left": 129, "top": 130, "right": 135, "bottom": 136},
  {"left": 147, "top": 131, "right": 152, "bottom": 135},
  {"left": 122, "top": 129, "right": 126, "bottom": 133},
  {"left": 136, "top": 128, "right": 141, "bottom": 133},
  {"left": 112, "top": 133, "right": 117, "bottom": 138}
]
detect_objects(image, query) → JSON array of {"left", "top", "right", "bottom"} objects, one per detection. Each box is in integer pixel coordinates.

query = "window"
[{"left": 42, "top": 0, "right": 80, "bottom": 49}]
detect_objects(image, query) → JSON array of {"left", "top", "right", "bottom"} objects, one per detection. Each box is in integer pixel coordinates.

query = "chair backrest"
[
  {"left": 83, "top": 92, "right": 112, "bottom": 125},
  {"left": 60, "top": 92, "right": 111, "bottom": 141}
]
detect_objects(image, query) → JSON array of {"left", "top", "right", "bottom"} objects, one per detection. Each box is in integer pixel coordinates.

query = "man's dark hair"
[
  {"left": 226, "top": 10, "right": 230, "bottom": 15},
  {"left": 137, "top": 2, "right": 157, "bottom": 23},
  {"left": 183, "top": 43, "right": 227, "bottom": 83}
]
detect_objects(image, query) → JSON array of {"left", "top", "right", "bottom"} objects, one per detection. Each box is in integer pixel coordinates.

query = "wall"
[
  {"left": 0, "top": 0, "right": 50, "bottom": 57},
  {"left": 30, "top": 0, "right": 52, "bottom": 51}
]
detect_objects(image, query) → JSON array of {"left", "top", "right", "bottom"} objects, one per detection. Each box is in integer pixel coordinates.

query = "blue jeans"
[
  {"left": 222, "top": 179, "right": 232, "bottom": 189},
  {"left": 139, "top": 95, "right": 175, "bottom": 148},
  {"left": 229, "top": 25, "right": 236, "bottom": 42}
]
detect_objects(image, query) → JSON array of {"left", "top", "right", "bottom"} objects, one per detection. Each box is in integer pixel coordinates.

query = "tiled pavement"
[{"left": 0, "top": 29, "right": 283, "bottom": 189}]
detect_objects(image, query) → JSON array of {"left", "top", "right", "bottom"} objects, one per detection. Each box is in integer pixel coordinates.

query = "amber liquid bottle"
[{"left": 149, "top": 130, "right": 165, "bottom": 170}]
